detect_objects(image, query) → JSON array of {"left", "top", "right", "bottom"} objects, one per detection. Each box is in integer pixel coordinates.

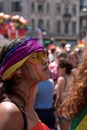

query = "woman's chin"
[{"left": 42, "top": 75, "right": 50, "bottom": 81}]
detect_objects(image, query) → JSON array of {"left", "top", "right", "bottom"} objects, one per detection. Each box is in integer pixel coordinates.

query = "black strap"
[
  {"left": 0, "top": 100, "right": 28, "bottom": 130},
  {"left": 13, "top": 102, "right": 28, "bottom": 130}
]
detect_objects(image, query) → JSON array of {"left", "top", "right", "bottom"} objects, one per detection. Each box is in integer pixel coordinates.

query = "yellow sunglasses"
[{"left": 28, "top": 51, "right": 48, "bottom": 64}]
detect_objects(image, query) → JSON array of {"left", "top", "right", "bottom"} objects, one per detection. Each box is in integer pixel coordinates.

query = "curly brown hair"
[{"left": 64, "top": 47, "right": 87, "bottom": 116}]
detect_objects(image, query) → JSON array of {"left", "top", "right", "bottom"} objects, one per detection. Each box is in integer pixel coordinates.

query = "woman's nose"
[{"left": 42, "top": 57, "right": 48, "bottom": 64}]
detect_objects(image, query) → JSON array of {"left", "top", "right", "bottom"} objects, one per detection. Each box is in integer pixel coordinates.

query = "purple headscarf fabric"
[{"left": 0, "top": 37, "right": 44, "bottom": 80}]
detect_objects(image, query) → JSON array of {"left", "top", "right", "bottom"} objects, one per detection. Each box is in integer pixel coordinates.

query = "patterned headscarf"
[{"left": 0, "top": 37, "right": 44, "bottom": 80}]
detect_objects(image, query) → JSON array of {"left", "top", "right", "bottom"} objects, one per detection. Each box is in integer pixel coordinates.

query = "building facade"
[
  {"left": 0, "top": 0, "right": 80, "bottom": 46},
  {"left": 80, "top": 0, "right": 87, "bottom": 40}
]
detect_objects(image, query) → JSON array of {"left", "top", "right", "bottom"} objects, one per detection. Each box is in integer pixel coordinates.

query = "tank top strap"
[{"left": 11, "top": 101, "right": 28, "bottom": 130}]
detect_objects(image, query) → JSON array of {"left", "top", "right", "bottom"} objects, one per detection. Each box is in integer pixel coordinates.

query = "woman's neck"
[{"left": 10, "top": 81, "right": 37, "bottom": 111}]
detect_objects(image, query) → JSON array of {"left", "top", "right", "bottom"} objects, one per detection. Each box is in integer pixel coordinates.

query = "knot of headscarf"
[{"left": 0, "top": 37, "right": 44, "bottom": 80}]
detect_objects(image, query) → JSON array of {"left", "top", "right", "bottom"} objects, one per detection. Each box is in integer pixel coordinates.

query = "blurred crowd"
[{"left": 34, "top": 42, "right": 84, "bottom": 130}]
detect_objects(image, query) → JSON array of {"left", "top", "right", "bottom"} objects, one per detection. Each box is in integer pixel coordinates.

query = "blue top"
[{"left": 34, "top": 79, "right": 54, "bottom": 109}]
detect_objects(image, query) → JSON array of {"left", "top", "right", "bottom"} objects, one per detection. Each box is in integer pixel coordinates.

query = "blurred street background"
[{"left": 0, "top": 0, "right": 86, "bottom": 51}]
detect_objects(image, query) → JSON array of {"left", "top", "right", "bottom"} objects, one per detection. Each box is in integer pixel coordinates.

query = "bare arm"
[
  {"left": 54, "top": 77, "right": 66, "bottom": 115},
  {"left": 56, "top": 77, "right": 66, "bottom": 104}
]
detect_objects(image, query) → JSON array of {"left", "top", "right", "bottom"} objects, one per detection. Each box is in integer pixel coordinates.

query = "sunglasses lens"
[
  {"left": 30, "top": 51, "right": 48, "bottom": 64},
  {"left": 43, "top": 52, "right": 48, "bottom": 59},
  {"left": 35, "top": 52, "right": 42, "bottom": 63}
]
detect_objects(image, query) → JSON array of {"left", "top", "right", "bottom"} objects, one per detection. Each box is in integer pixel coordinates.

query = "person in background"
[
  {"left": 54, "top": 58, "right": 73, "bottom": 130},
  {"left": 0, "top": 36, "right": 50, "bottom": 130},
  {"left": 34, "top": 79, "right": 57, "bottom": 130},
  {"left": 48, "top": 47, "right": 58, "bottom": 85},
  {"left": 75, "top": 48, "right": 83, "bottom": 64},
  {"left": 58, "top": 47, "right": 87, "bottom": 130},
  {"left": 69, "top": 50, "right": 79, "bottom": 69}
]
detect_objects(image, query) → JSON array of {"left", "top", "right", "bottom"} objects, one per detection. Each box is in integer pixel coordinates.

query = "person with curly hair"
[
  {"left": 58, "top": 48, "right": 87, "bottom": 130},
  {"left": 0, "top": 36, "right": 50, "bottom": 130}
]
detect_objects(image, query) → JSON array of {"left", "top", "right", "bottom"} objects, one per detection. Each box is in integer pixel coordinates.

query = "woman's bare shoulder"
[
  {"left": 58, "top": 76, "right": 65, "bottom": 82},
  {"left": 0, "top": 101, "right": 24, "bottom": 130}
]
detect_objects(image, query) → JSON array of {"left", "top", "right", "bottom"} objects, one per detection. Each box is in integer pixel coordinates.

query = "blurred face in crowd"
[{"left": 57, "top": 66, "right": 66, "bottom": 76}]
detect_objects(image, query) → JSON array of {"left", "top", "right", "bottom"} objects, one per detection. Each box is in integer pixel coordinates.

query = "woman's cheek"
[{"left": 28, "top": 63, "right": 42, "bottom": 81}]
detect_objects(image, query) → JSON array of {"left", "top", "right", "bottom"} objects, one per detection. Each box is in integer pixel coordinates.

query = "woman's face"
[
  {"left": 70, "top": 53, "right": 78, "bottom": 68},
  {"left": 57, "top": 66, "right": 66, "bottom": 76},
  {"left": 25, "top": 51, "right": 50, "bottom": 82}
]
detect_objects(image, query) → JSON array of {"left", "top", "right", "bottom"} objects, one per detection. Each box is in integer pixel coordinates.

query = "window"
[
  {"left": 64, "top": 4, "right": 69, "bottom": 14},
  {"left": 72, "top": 21, "right": 76, "bottom": 34},
  {"left": 46, "top": 19, "right": 50, "bottom": 32},
  {"left": 56, "top": 3, "right": 61, "bottom": 14},
  {"left": 11, "top": 1, "right": 21, "bottom": 12},
  {"left": 31, "top": 19, "right": 35, "bottom": 32},
  {"left": 38, "top": 19, "right": 43, "bottom": 30},
  {"left": 80, "top": 0, "right": 84, "bottom": 9},
  {"left": 46, "top": 3, "right": 50, "bottom": 13},
  {"left": 0, "top": 2, "right": 4, "bottom": 12},
  {"left": 38, "top": 4, "right": 44, "bottom": 13},
  {"left": 72, "top": 4, "right": 77, "bottom": 16},
  {"left": 64, "top": 21, "right": 69, "bottom": 34},
  {"left": 31, "top": 1, "right": 35, "bottom": 12},
  {"left": 56, "top": 20, "right": 61, "bottom": 33}
]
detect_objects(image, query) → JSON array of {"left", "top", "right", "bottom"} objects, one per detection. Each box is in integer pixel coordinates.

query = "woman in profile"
[{"left": 0, "top": 36, "right": 50, "bottom": 130}]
